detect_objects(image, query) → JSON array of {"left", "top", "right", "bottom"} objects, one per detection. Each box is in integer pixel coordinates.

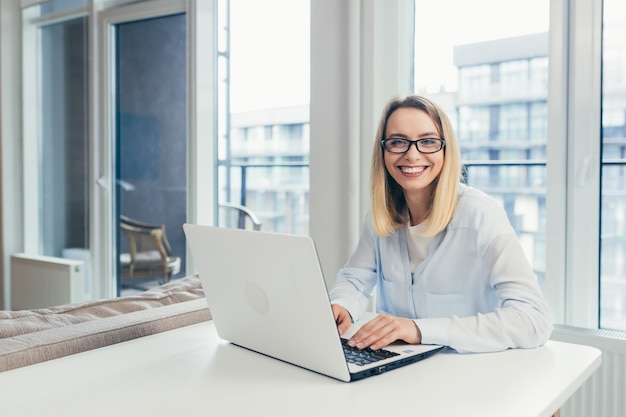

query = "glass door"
[
  {"left": 114, "top": 14, "right": 187, "bottom": 294},
  {"left": 97, "top": 1, "right": 190, "bottom": 296}
]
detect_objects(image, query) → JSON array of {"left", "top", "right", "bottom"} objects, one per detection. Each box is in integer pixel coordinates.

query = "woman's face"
[{"left": 383, "top": 107, "right": 444, "bottom": 199}]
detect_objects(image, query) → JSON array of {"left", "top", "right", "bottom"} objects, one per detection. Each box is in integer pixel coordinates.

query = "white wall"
[
  {"left": 309, "top": 0, "right": 414, "bottom": 287},
  {"left": 0, "top": 0, "right": 23, "bottom": 310}
]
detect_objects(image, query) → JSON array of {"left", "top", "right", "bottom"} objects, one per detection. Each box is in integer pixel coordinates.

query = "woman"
[{"left": 329, "top": 94, "right": 553, "bottom": 353}]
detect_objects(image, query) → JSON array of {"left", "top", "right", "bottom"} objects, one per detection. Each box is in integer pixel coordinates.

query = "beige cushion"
[{"left": 0, "top": 275, "right": 211, "bottom": 372}]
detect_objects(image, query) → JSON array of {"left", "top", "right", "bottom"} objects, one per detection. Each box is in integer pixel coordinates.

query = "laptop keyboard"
[{"left": 341, "top": 338, "right": 400, "bottom": 366}]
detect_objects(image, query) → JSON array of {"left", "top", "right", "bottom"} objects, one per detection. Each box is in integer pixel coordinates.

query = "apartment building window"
[
  {"left": 529, "top": 57, "right": 549, "bottom": 95},
  {"left": 457, "top": 65, "right": 490, "bottom": 101},
  {"left": 499, "top": 103, "right": 528, "bottom": 143},
  {"left": 529, "top": 102, "right": 548, "bottom": 145},
  {"left": 500, "top": 60, "right": 528, "bottom": 97},
  {"left": 458, "top": 105, "right": 490, "bottom": 146}
]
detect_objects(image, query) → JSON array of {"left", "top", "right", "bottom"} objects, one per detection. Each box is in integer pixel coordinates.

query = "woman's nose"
[{"left": 403, "top": 143, "right": 422, "bottom": 159}]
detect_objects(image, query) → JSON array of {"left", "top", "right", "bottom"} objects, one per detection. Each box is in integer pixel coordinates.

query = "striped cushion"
[{"left": 0, "top": 275, "right": 211, "bottom": 372}]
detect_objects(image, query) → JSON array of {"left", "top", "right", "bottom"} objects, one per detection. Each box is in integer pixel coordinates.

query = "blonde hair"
[{"left": 370, "top": 95, "right": 462, "bottom": 237}]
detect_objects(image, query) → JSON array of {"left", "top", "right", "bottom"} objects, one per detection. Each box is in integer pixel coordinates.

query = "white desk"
[{"left": 0, "top": 321, "right": 600, "bottom": 417}]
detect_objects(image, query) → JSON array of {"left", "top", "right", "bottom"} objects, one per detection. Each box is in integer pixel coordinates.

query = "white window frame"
[{"left": 546, "top": 0, "right": 603, "bottom": 328}]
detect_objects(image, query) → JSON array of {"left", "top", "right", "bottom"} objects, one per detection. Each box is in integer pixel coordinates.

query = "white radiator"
[
  {"left": 551, "top": 324, "right": 626, "bottom": 417},
  {"left": 11, "top": 253, "right": 84, "bottom": 310}
]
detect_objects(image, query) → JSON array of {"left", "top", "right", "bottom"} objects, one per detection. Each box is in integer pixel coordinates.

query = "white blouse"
[{"left": 329, "top": 184, "right": 553, "bottom": 353}]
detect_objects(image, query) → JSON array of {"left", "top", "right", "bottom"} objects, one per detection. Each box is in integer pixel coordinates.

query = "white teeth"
[{"left": 402, "top": 166, "right": 426, "bottom": 174}]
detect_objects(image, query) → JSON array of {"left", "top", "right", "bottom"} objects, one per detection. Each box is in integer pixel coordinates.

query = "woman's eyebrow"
[
  {"left": 386, "top": 132, "right": 439, "bottom": 138},
  {"left": 417, "top": 131, "right": 440, "bottom": 138}
]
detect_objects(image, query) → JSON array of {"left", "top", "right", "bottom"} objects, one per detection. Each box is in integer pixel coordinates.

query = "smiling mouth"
[{"left": 402, "top": 166, "right": 427, "bottom": 174}]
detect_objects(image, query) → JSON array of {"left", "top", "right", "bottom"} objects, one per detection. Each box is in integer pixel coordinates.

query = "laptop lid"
[{"left": 183, "top": 224, "right": 443, "bottom": 382}]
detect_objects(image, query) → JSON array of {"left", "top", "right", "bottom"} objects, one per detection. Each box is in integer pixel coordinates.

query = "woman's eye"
[{"left": 389, "top": 139, "right": 407, "bottom": 146}]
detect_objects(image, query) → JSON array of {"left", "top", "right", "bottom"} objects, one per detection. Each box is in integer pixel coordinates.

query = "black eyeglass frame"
[{"left": 380, "top": 138, "right": 446, "bottom": 154}]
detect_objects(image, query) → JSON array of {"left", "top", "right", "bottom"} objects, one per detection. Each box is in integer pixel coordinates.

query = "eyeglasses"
[{"left": 381, "top": 137, "right": 446, "bottom": 154}]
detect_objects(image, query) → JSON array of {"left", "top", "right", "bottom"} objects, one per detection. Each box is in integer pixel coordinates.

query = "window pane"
[
  {"left": 217, "top": 0, "right": 310, "bottom": 234},
  {"left": 414, "top": 0, "right": 549, "bottom": 285},
  {"left": 40, "top": 0, "right": 87, "bottom": 15},
  {"left": 600, "top": 0, "right": 626, "bottom": 331},
  {"left": 40, "top": 18, "right": 89, "bottom": 259},
  {"left": 116, "top": 14, "right": 188, "bottom": 291}
]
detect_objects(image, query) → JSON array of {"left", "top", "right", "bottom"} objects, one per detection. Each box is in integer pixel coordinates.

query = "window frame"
[{"left": 544, "top": 0, "right": 603, "bottom": 328}]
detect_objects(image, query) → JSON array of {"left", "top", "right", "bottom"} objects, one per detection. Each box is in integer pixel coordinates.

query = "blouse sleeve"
[{"left": 328, "top": 216, "right": 378, "bottom": 321}]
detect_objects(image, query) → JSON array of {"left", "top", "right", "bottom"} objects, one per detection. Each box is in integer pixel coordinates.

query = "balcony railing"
[
  {"left": 218, "top": 160, "right": 310, "bottom": 234},
  {"left": 219, "top": 157, "right": 626, "bottom": 234}
]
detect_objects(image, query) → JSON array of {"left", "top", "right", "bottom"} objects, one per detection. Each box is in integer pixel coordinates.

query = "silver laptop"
[{"left": 183, "top": 224, "right": 443, "bottom": 382}]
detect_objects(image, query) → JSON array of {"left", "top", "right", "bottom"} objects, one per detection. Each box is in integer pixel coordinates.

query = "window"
[
  {"left": 40, "top": 16, "right": 89, "bottom": 258},
  {"left": 22, "top": 1, "right": 91, "bottom": 299},
  {"left": 529, "top": 57, "right": 549, "bottom": 96},
  {"left": 500, "top": 60, "right": 529, "bottom": 98},
  {"left": 416, "top": 0, "right": 626, "bottom": 331},
  {"left": 458, "top": 65, "right": 491, "bottom": 101},
  {"left": 600, "top": 0, "right": 626, "bottom": 330},
  {"left": 414, "top": 0, "right": 549, "bottom": 289},
  {"left": 499, "top": 103, "right": 528, "bottom": 143},
  {"left": 529, "top": 101, "right": 548, "bottom": 145},
  {"left": 217, "top": 0, "right": 310, "bottom": 234}
]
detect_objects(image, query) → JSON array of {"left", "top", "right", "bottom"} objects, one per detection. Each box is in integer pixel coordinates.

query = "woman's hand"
[
  {"left": 347, "top": 313, "right": 422, "bottom": 351},
  {"left": 331, "top": 304, "right": 353, "bottom": 336}
]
